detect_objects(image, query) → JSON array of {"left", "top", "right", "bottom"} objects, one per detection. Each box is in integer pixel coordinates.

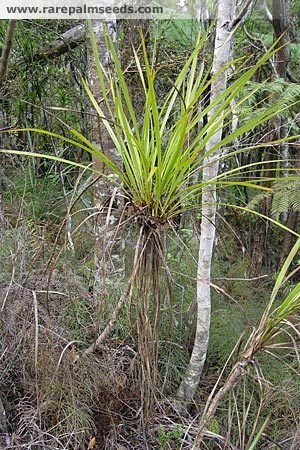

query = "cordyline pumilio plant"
[
  {"left": 0, "top": 26, "right": 299, "bottom": 417},
  {"left": 192, "top": 237, "right": 300, "bottom": 449}
]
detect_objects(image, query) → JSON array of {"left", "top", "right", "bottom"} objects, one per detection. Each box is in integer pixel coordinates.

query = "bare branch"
[
  {"left": 230, "top": 0, "right": 254, "bottom": 30},
  {"left": 263, "top": 0, "right": 273, "bottom": 22}
]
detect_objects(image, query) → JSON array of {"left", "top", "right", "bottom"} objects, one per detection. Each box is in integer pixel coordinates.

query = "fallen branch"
[
  {"left": 81, "top": 267, "right": 138, "bottom": 358},
  {"left": 33, "top": 23, "right": 86, "bottom": 61},
  {"left": 192, "top": 359, "right": 250, "bottom": 449}
]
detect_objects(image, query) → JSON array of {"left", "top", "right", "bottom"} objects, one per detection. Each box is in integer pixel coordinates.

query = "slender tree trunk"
[
  {"left": 0, "top": 20, "right": 16, "bottom": 87},
  {"left": 198, "top": 0, "right": 210, "bottom": 24},
  {"left": 0, "top": 20, "right": 17, "bottom": 229},
  {"left": 118, "top": 19, "right": 150, "bottom": 118},
  {"left": 272, "top": 0, "right": 290, "bottom": 80},
  {"left": 86, "top": 21, "right": 125, "bottom": 326},
  {"left": 280, "top": 209, "right": 299, "bottom": 266},
  {"left": 177, "top": 0, "right": 235, "bottom": 403},
  {"left": 252, "top": 0, "right": 292, "bottom": 272},
  {"left": 272, "top": 0, "right": 298, "bottom": 266}
]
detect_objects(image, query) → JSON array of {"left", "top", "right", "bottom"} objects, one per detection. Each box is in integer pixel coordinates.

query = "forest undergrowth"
[{"left": 0, "top": 169, "right": 299, "bottom": 450}]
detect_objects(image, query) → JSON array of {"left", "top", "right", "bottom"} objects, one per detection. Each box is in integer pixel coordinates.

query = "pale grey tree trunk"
[
  {"left": 198, "top": 0, "right": 210, "bottom": 23},
  {"left": 177, "top": 0, "right": 235, "bottom": 403},
  {"left": 86, "top": 21, "right": 125, "bottom": 326}
]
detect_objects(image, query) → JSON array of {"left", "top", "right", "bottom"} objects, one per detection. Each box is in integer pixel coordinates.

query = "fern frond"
[
  {"left": 271, "top": 179, "right": 300, "bottom": 214},
  {"left": 247, "top": 190, "right": 272, "bottom": 211}
]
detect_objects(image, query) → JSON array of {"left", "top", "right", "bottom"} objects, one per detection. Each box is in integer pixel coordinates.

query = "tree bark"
[
  {"left": 86, "top": 21, "right": 125, "bottom": 324},
  {"left": 272, "top": 0, "right": 290, "bottom": 79},
  {"left": 118, "top": 19, "right": 150, "bottom": 121},
  {"left": 0, "top": 20, "right": 17, "bottom": 229},
  {"left": 250, "top": 0, "right": 292, "bottom": 273},
  {"left": 177, "top": 0, "right": 235, "bottom": 403},
  {"left": 271, "top": 0, "right": 298, "bottom": 267},
  {"left": 280, "top": 210, "right": 299, "bottom": 266},
  {"left": 0, "top": 20, "right": 17, "bottom": 87}
]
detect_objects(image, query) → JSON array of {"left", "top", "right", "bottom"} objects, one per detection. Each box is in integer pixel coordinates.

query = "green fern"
[
  {"left": 237, "top": 79, "right": 300, "bottom": 129},
  {"left": 272, "top": 180, "right": 300, "bottom": 214},
  {"left": 247, "top": 190, "right": 272, "bottom": 211},
  {"left": 247, "top": 179, "right": 300, "bottom": 216}
]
